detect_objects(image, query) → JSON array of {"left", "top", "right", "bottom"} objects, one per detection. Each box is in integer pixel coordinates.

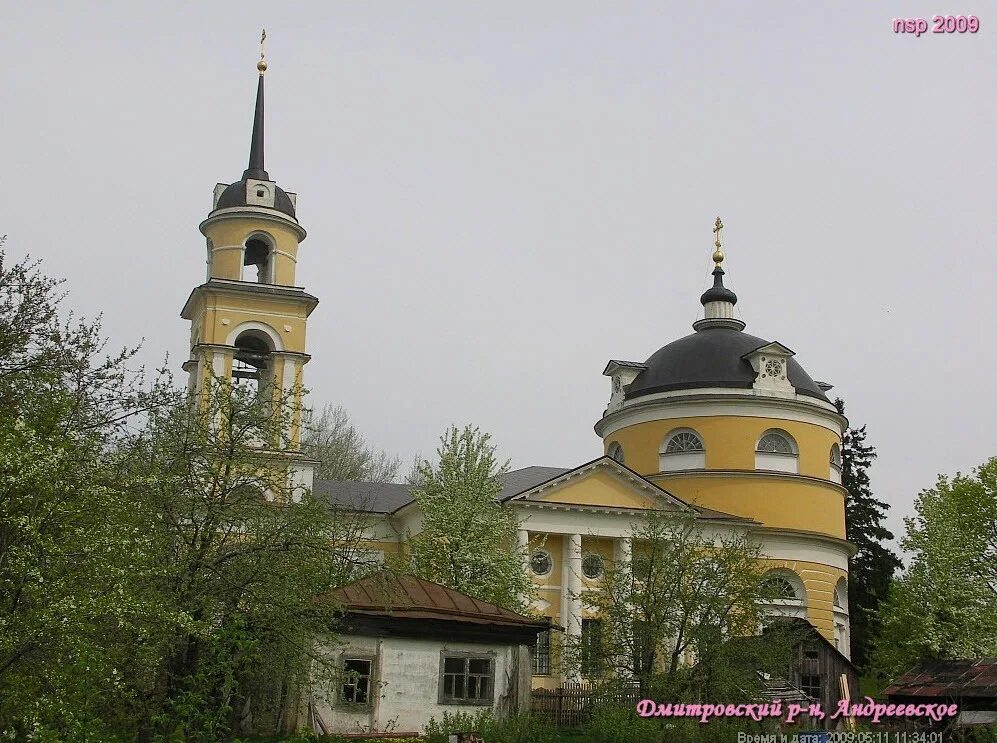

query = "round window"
[
  {"left": 530, "top": 550, "right": 553, "bottom": 576},
  {"left": 581, "top": 554, "right": 604, "bottom": 580},
  {"left": 764, "top": 359, "right": 783, "bottom": 378}
]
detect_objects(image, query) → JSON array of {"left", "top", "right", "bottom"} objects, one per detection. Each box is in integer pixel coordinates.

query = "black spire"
[
  {"left": 700, "top": 266, "right": 738, "bottom": 306},
  {"left": 243, "top": 71, "right": 269, "bottom": 181}
]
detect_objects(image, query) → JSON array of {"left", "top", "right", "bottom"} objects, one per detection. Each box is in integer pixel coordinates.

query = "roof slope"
[
  {"left": 885, "top": 659, "right": 997, "bottom": 699},
  {"left": 314, "top": 460, "right": 749, "bottom": 523},
  {"left": 625, "top": 327, "right": 828, "bottom": 402},
  {"left": 331, "top": 573, "right": 551, "bottom": 630}
]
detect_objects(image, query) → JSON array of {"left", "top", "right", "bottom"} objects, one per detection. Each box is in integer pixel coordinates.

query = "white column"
[
  {"left": 517, "top": 529, "right": 530, "bottom": 565},
  {"left": 516, "top": 529, "right": 530, "bottom": 607},
  {"left": 613, "top": 536, "right": 632, "bottom": 572},
  {"left": 562, "top": 533, "right": 583, "bottom": 680}
]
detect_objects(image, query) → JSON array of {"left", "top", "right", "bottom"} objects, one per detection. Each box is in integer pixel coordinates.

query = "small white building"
[{"left": 306, "top": 573, "right": 552, "bottom": 737}]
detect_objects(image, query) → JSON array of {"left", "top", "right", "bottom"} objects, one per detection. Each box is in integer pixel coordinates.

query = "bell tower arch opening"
[
  {"left": 243, "top": 234, "right": 275, "bottom": 284},
  {"left": 232, "top": 330, "right": 274, "bottom": 396}
]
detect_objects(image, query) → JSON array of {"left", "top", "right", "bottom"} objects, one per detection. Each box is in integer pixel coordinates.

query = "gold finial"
[
  {"left": 257, "top": 29, "right": 267, "bottom": 73},
  {"left": 712, "top": 216, "right": 725, "bottom": 266}
]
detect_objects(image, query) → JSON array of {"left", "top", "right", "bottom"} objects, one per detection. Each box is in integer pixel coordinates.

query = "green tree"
[
  {"left": 301, "top": 403, "right": 401, "bottom": 482},
  {"left": 114, "top": 377, "right": 365, "bottom": 741},
  {"left": 873, "top": 458, "right": 997, "bottom": 678},
  {"left": 404, "top": 424, "right": 532, "bottom": 612},
  {"left": 834, "top": 398, "right": 901, "bottom": 671},
  {"left": 0, "top": 242, "right": 146, "bottom": 739},
  {"left": 572, "top": 510, "right": 786, "bottom": 698}
]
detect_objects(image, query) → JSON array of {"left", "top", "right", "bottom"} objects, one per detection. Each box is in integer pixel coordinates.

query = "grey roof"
[
  {"left": 625, "top": 327, "right": 829, "bottom": 402},
  {"left": 496, "top": 466, "right": 571, "bottom": 501},
  {"left": 314, "top": 461, "right": 751, "bottom": 524},
  {"left": 313, "top": 480, "right": 413, "bottom": 514},
  {"left": 314, "top": 466, "right": 570, "bottom": 514}
]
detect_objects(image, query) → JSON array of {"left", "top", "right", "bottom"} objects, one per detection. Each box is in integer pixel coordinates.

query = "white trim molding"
[{"left": 595, "top": 392, "right": 846, "bottom": 439}]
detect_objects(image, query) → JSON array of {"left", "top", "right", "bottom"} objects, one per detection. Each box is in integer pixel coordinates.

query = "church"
[{"left": 180, "top": 53, "right": 853, "bottom": 703}]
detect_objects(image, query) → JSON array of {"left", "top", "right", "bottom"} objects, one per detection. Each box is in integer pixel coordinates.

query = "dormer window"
[
  {"left": 742, "top": 342, "right": 796, "bottom": 394},
  {"left": 755, "top": 430, "right": 799, "bottom": 473},
  {"left": 659, "top": 429, "right": 706, "bottom": 471}
]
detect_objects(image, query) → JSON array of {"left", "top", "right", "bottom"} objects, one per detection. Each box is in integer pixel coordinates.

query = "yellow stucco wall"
[
  {"left": 653, "top": 474, "right": 845, "bottom": 538},
  {"left": 203, "top": 219, "right": 302, "bottom": 286},
  {"left": 534, "top": 470, "right": 661, "bottom": 510},
  {"left": 605, "top": 415, "right": 840, "bottom": 480},
  {"left": 602, "top": 415, "right": 845, "bottom": 538}
]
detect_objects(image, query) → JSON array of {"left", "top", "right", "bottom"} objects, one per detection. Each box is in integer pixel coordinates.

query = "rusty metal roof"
[
  {"left": 885, "top": 659, "right": 997, "bottom": 699},
  {"left": 331, "top": 573, "right": 555, "bottom": 630}
]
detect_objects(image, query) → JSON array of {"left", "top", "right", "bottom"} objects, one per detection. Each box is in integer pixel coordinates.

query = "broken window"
[{"left": 440, "top": 654, "right": 493, "bottom": 704}]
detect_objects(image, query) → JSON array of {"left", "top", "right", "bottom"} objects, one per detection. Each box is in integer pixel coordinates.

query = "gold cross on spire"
[
  {"left": 712, "top": 217, "right": 725, "bottom": 266},
  {"left": 257, "top": 29, "right": 268, "bottom": 74}
]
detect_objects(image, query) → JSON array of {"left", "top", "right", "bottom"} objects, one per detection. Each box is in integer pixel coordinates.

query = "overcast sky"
[{"left": 3, "top": 2, "right": 995, "bottom": 550}]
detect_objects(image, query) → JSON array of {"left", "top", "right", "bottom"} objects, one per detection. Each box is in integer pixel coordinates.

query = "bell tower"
[{"left": 180, "top": 41, "right": 318, "bottom": 489}]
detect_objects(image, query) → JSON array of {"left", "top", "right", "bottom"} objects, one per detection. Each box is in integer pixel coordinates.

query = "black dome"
[
  {"left": 214, "top": 179, "right": 296, "bottom": 218},
  {"left": 626, "top": 327, "right": 828, "bottom": 402}
]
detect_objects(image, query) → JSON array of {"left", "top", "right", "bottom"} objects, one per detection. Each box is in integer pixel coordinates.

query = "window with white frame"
[
  {"left": 439, "top": 653, "right": 494, "bottom": 705},
  {"left": 829, "top": 443, "right": 842, "bottom": 483},
  {"left": 755, "top": 430, "right": 799, "bottom": 474},
  {"left": 659, "top": 429, "right": 706, "bottom": 471},
  {"left": 758, "top": 570, "right": 807, "bottom": 621},
  {"left": 833, "top": 578, "right": 850, "bottom": 656},
  {"left": 607, "top": 442, "right": 625, "bottom": 464}
]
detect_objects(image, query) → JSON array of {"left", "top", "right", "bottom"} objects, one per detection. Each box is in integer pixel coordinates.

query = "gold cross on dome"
[
  {"left": 712, "top": 217, "right": 725, "bottom": 266},
  {"left": 258, "top": 29, "right": 267, "bottom": 73}
]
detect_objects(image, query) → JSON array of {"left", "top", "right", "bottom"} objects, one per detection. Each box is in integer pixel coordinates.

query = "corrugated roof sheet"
[
  {"left": 331, "top": 573, "right": 553, "bottom": 630},
  {"left": 885, "top": 659, "right": 997, "bottom": 699}
]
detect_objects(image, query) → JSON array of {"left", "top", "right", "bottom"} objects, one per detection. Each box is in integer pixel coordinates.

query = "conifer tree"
[{"left": 835, "top": 398, "right": 901, "bottom": 670}]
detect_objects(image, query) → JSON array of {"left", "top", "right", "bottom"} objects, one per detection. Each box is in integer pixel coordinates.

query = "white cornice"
[
  {"left": 200, "top": 207, "right": 307, "bottom": 242},
  {"left": 595, "top": 391, "right": 846, "bottom": 438}
]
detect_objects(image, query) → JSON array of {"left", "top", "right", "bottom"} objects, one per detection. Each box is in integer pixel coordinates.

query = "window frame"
[
  {"left": 659, "top": 428, "right": 706, "bottom": 471},
  {"left": 607, "top": 442, "right": 625, "bottom": 464},
  {"left": 580, "top": 618, "right": 604, "bottom": 678},
  {"left": 530, "top": 549, "right": 553, "bottom": 577},
  {"left": 438, "top": 650, "right": 496, "bottom": 706},
  {"left": 533, "top": 629, "right": 552, "bottom": 676},
  {"left": 338, "top": 652, "right": 376, "bottom": 709},
  {"left": 581, "top": 553, "right": 605, "bottom": 580},
  {"left": 800, "top": 673, "right": 822, "bottom": 700}
]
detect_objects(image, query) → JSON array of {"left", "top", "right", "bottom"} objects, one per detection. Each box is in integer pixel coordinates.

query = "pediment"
[{"left": 510, "top": 457, "right": 690, "bottom": 512}]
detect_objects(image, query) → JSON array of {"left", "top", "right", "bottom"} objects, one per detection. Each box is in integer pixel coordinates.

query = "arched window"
[
  {"left": 833, "top": 578, "right": 850, "bottom": 656},
  {"left": 758, "top": 569, "right": 807, "bottom": 621},
  {"left": 659, "top": 429, "right": 705, "bottom": 471},
  {"left": 755, "top": 430, "right": 799, "bottom": 474},
  {"left": 607, "top": 442, "right": 625, "bottom": 464},
  {"left": 243, "top": 234, "right": 274, "bottom": 284},
  {"left": 829, "top": 443, "right": 842, "bottom": 483},
  {"left": 232, "top": 331, "right": 274, "bottom": 397}
]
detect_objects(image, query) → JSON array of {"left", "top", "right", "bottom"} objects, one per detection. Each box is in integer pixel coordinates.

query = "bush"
[
  {"left": 424, "top": 710, "right": 556, "bottom": 743},
  {"left": 584, "top": 705, "right": 667, "bottom": 743}
]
